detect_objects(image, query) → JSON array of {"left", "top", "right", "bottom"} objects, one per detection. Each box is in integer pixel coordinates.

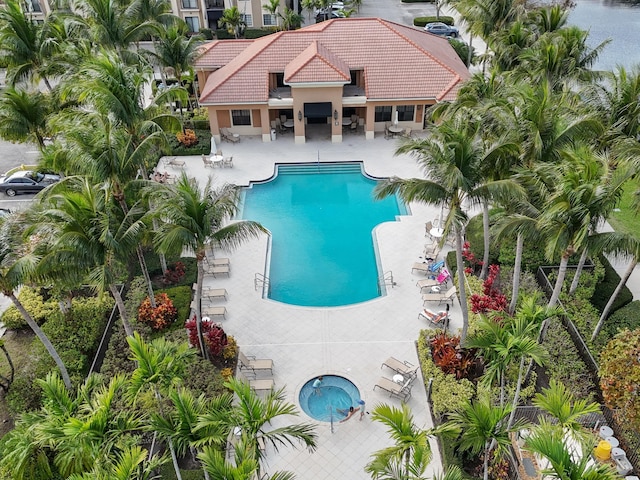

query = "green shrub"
[
  {"left": 413, "top": 16, "right": 454, "bottom": 26},
  {"left": 168, "top": 129, "right": 211, "bottom": 155},
  {"left": 590, "top": 254, "right": 633, "bottom": 315},
  {"left": 100, "top": 321, "right": 136, "bottom": 377},
  {"left": 199, "top": 28, "right": 214, "bottom": 40},
  {"left": 543, "top": 318, "right": 596, "bottom": 402},
  {"left": 600, "top": 300, "right": 640, "bottom": 345},
  {"left": 5, "top": 372, "right": 42, "bottom": 414},
  {"left": 1, "top": 287, "right": 58, "bottom": 329},
  {"left": 497, "top": 237, "right": 549, "bottom": 273},
  {"left": 417, "top": 330, "right": 475, "bottom": 419},
  {"left": 449, "top": 38, "right": 475, "bottom": 67},
  {"left": 215, "top": 28, "right": 273, "bottom": 39},
  {"left": 158, "top": 285, "right": 192, "bottom": 326}
]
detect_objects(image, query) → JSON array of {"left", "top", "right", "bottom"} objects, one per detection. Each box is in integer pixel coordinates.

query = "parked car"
[
  {"left": 0, "top": 171, "right": 61, "bottom": 196},
  {"left": 424, "top": 22, "right": 459, "bottom": 37},
  {"left": 315, "top": 9, "right": 345, "bottom": 22}
]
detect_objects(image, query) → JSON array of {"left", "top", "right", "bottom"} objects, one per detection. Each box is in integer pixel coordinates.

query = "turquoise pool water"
[
  {"left": 298, "top": 375, "right": 361, "bottom": 422},
  {"left": 241, "top": 162, "right": 405, "bottom": 307}
]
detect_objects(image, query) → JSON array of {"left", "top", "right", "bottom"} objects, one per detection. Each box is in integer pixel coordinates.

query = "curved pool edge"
[{"left": 294, "top": 371, "right": 367, "bottom": 423}]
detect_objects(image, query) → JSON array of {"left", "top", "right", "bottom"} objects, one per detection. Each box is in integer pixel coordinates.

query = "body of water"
[
  {"left": 241, "top": 162, "right": 405, "bottom": 307},
  {"left": 569, "top": 0, "right": 640, "bottom": 71}
]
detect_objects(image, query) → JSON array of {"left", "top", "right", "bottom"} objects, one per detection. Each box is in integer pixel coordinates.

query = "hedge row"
[
  {"left": 215, "top": 28, "right": 274, "bottom": 40},
  {"left": 413, "top": 16, "right": 454, "bottom": 26}
]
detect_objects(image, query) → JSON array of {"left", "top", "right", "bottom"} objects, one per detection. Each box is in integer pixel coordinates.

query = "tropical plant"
[
  {"left": 0, "top": 211, "right": 72, "bottom": 390},
  {"left": 149, "top": 174, "right": 265, "bottom": 359},
  {"left": 0, "top": 87, "right": 51, "bottom": 150},
  {"left": 219, "top": 7, "right": 245, "bottom": 39},
  {"left": 197, "top": 377, "right": 317, "bottom": 478},
  {"left": 263, "top": 0, "right": 280, "bottom": 28},
  {"left": 376, "top": 115, "right": 521, "bottom": 342},
  {"left": 365, "top": 403, "right": 432, "bottom": 480},
  {"left": 444, "top": 396, "right": 521, "bottom": 480},
  {"left": 279, "top": 7, "right": 304, "bottom": 30}
]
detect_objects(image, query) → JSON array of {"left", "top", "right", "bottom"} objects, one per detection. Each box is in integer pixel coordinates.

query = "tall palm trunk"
[
  {"left": 506, "top": 355, "right": 525, "bottom": 430},
  {"left": 7, "top": 291, "right": 72, "bottom": 390},
  {"left": 483, "top": 440, "right": 490, "bottom": 480},
  {"left": 509, "top": 233, "right": 523, "bottom": 314},
  {"left": 480, "top": 201, "right": 490, "bottom": 279},
  {"left": 568, "top": 247, "right": 588, "bottom": 295},
  {"left": 0, "top": 342, "right": 15, "bottom": 390},
  {"left": 548, "top": 253, "right": 570, "bottom": 308},
  {"left": 195, "top": 256, "right": 208, "bottom": 359},
  {"left": 592, "top": 258, "right": 637, "bottom": 341},
  {"left": 109, "top": 284, "right": 134, "bottom": 337},
  {"left": 455, "top": 226, "right": 470, "bottom": 343},
  {"left": 117, "top": 196, "right": 157, "bottom": 308}
]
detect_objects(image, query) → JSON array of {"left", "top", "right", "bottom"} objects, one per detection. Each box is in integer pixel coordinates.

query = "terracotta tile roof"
[
  {"left": 285, "top": 41, "right": 351, "bottom": 84},
  {"left": 196, "top": 40, "right": 254, "bottom": 69},
  {"left": 197, "top": 18, "right": 470, "bottom": 105}
]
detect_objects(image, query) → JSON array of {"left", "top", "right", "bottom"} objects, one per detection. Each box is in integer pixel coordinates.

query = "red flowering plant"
[
  {"left": 462, "top": 241, "right": 484, "bottom": 275},
  {"left": 176, "top": 129, "right": 198, "bottom": 146},
  {"left": 185, "top": 316, "right": 229, "bottom": 358},
  {"left": 138, "top": 293, "right": 178, "bottom": 330},
  {"left": 162, "top": 261, "right": 186, "bottom": 285},
  {"left": 430, "top": 332, "right": 478, "bottom": 380},
  {"left": 469, "top": 264, "right": 507, "bottom": 314}
]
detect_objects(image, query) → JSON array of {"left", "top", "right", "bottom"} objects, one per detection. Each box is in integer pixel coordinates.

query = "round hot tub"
[{"left": 299, "top": 375, "right": 362, "bottom": 422}]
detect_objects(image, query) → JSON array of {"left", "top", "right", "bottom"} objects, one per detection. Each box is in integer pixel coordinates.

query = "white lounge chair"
[
  {"left": 238, "top": 351, "right": 274, "bottom": 375},
  {"left": 202, "top": 306, "right": 227, "bottom": 319},
  {"left": 418, "top": 308, "right": 449, "bottom": 329},
  {"left": 422, "top": 286, "right": 456, "bottom": 305},
  {"left": 220, "top": 127, "right": 240, "bottom": 143},
  {"left": 373, "top": 376, "right": 412, "bottom": 400},
  {"left": 381, "top": 357, "right": 418, "bottom": 379}
]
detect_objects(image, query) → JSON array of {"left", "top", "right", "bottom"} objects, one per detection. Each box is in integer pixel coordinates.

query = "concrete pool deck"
[{"left": 161, "top": 128, "right": 460, "bottom": 479}]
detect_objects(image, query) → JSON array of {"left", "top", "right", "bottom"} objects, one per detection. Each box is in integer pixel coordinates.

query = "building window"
[
  {"left": 374, "top": 106, "right": 392, "bottom": 122},
  {"left": 397, "top": 105, "right": 415, "bottom": 122},
  {"left": 241, "top": 14, "right": 253, "bottom": 26},
  {"left": 27, "top": 0, "right": 42, "bottom": 12},
  {"left": 185, "top": 16, "right": 200, "bottom": 32},
  {"left": 263, "top": 14, "right": 277, "bottom": 26},
  {"left": 182, "top": 0, "right": 198, "bottom": 8},
  {"left": 232, "top": 109, "right": 251, "bottom": 126}
]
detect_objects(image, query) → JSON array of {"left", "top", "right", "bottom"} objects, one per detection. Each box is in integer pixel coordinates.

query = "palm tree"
[
  {"left": 199, "top": 440, "right": 296, "bottom": 480},
  {"left": 0, "top": 334, "right": 15, "bottom": 394},
  {"left": 524, "top": 422, "right": 619, "bottom": 480},
  {"left": 445, "top": 397, "right": 520, "bottom": 480},
  {"left": 150, "top": 175, "right": 265, "bottom": 358},
  {"left": 197, "top": 378, "right": 317, "bottom": 478},
  {"left": 532, "top": 380, "right": 600, "bottom": 441},
  {"left": 219, "top": 6, "right": 245, "bottom": 39},
  {"left": 0, "top": 0, "right": 58, "bottom": 90},
  {"left": 376, "top": 116, "right": 521, "bottom": 342},
  {"left": 66, "top": 445, "right": 167, "bottom": 480},
  {"left": 0, "top": 212, "right": 72, "bottom": 390},
  {"left": 0, "top": 87, "right": 51, "bottom": 151},
  {"left": 279, "top": 7, "right": 304, "bottom": 30},
  {"left": 365, "top": 403, "right": 432, "bottom": 480},
  {"left": 264, "top": 0, "right": 280, "bottom": 28},
  {"left": 127, "top": 332, "right": 196, "bottom": 480},
  {"left": 37, "top": 177, "right": 146, "bottom": 337}
]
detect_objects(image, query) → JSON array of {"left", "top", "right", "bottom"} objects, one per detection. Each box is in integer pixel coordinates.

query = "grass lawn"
[
  {"left": 0, "top": 329, "right": 35, "bottom": 437},
  {"left": 608, "top": 179, "right": 640, "bottom": 239}
]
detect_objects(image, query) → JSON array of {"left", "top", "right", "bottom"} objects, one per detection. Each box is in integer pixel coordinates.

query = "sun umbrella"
[
  {"left": 210, "top": 136, "right": 217, "bottom": 156},
  {"left": 394, "top": 110, "right": 399, "bottom": 125}
]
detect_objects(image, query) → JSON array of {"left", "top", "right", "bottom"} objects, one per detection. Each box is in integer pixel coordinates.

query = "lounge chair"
[
  {"left": 220, "top": 127, "right": 240, "bottom": 143},
  {"left": 412, "top": 259, "right": 443, "bottom": 275},
  {"left": 373, "top": 376, "right": 412, "bottom": 401},
  {"left": 205, "top": 256, "right": 230, "bottom": 266},
  {"left": 238, "top": 351, "right": 274, "bottom": 375},
  {"left": 422, "top": 286, "right": 456, "bottom": 306},
  {"left": 238, "top": 371, "right": 275, "bottom": 393},
  {"left": 164, "top": 156, "right": 185, "bottom": 167},
  {"left": 202, "top": 287, "right": 228, "bottom": 301},
  {"left": 418, "top": 307, "right": 449, "bottom": 329},
  {"left": 381, "top": 357, "right": 418, "bottom": 379},
  {"left": 205, "top": 264, "right": 230, "bottom": 277},
  {"left": 416, "top": 268, "right": 450, "bottom": 291},
  {"left": 202, "top": 306, "right": 227, "bottom": 319}
]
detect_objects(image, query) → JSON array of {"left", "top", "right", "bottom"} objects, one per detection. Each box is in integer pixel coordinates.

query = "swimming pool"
[
  {"left": 241, "top": 162, "right": 406, "bottom": 307},
  {"left": 298, "top": 375, "right": 362, "bottom": 422}
]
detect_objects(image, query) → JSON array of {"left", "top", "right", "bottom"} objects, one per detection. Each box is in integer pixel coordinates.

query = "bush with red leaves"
[
  {"left": 185, "top": 316, "right": 228, "bottom": 358},
  {"left": 138, "top": 293, "right": 178, "bottom": 330},
  {"left": 470, "top": 264, "right": 507, "bottom": 314},
  {"left": 162, "top": 262, "right": 186, "bottom": 285},
  {"left": 430, "top": 332, "right": 477, "bottom": 380}
]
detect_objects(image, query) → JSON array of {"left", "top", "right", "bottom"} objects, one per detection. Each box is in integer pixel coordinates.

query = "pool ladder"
[
  {"left": 379, "top": 271, "right": 396, "bottom": 288},
  {"left": 255, "top": 273, "right": 270, "bottom": 295}
]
